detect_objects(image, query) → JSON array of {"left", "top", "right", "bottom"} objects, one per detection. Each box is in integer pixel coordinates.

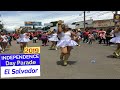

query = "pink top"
[
  {"left": 88, "top": 34, "right": 94, "bottom": 39},
  {"left": 99, "top": 31, "right": 106, "bottom": 39}
]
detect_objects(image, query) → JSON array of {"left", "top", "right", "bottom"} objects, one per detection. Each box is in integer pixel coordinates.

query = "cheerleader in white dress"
[
  {"left": 73, "top": 29, "right": 82, "bottom": 46},
  {"left": 0, "top": 34, "right": 3, "bottom": 52},
  {"left": 57, "top": 21, "right": 78, "bottom": 66},
  {"left": 110, "top": 27, "right": 120, "bottom": 57},
  {"left": 1, "top": 32, "right": 8, "bottom": 52},
  {"left": 17, "top": 29, "right": 30, "bottom": 53},
  {"left": 48, "top": 29, "right": 59, "bottom": 50}
]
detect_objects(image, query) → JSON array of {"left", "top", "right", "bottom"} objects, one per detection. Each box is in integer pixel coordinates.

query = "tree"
[
  {"left": 42, "top": 26, "right": 50, "bottom": 31},
  {"left": 0, "top": 24, "right": 3, "bottom": 29},
  {"left": 72, "top": 22, "right": 76, "bottom": 25},
  {"left": 50, "top": 21, "right": 58, "bottom": 27}
]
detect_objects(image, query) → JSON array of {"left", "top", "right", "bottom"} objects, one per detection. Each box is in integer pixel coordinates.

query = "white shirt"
[{"left": 110, "top": 30, "right": 114, "bottom": 37}]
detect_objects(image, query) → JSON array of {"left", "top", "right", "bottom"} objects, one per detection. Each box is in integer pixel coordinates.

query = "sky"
[{"left": 0, "top": 11, "right": 119, "bottom": 31}]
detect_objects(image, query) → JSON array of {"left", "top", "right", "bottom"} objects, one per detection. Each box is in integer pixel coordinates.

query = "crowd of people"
[{"left": 0, "top": 21, "right": 120, "bottom": 66}]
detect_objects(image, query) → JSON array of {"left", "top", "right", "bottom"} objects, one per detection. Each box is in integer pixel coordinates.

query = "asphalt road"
[{"left": 1, "top": 40, "right": 120, "bottom": 79}]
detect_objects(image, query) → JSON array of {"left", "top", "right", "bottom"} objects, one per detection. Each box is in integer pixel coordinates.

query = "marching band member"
[
  {"left": 17, "top": 28, "right": 30, "bottom": 53},
  {"left": 110, "top": 27, "right": 120, "bottom": 58},
  {"left": 57, "top": 21, "right": 78, "bottom": 66},
  {"left": 0, "top": 33, "right": 3, "bottom": 53},
  {"left": 48, "top": 28, "right": 59, "bottom": 50},
  {"left": 41, "top": 31, "right": 48, "bottom": 46},
  {"left": 1, "top": 32, "right": 8, "bottom": 52},
  {"left": 73, "top": 29, "right": 81, "bottom": 46}
]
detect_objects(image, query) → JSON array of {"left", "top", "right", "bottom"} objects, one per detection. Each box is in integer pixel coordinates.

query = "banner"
[
  {"left": 25, "top": 22, "right": 42, "bottom": 26},
  {"left": 44, "top": 23, "right": 53, "bottom": 26},
  {"left": 93, "top": 19, "right": 115, "bottom": 28},
  {"left": 0, "top": 54, "right": 40, "bottom": 78}
]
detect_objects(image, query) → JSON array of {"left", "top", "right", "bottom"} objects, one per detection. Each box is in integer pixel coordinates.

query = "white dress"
[
  {"left": 48, "top": 33, "right": 59, "bottom": 41},
  {"left": 110, "top": 31, "right": 120, "bottom": 43},
  {"left": 48, "top": 34, "right": 52, "bottom": 39},
  {"left": 1, "top": 35, "right": 8, "bottom": 42},
  {"left": 57, "top": 31, "right": 78, "bottom": 47},
  {"left": 0, "top": 46, "right": 2, "bottom": 50},
  {"left": 17, "top": 33, "right": 30, "bottom": 42},
  {"left": 0, "top": 37, "right": 2, "bottom": 50},
  {"left": 0, "top": 41, "right": 2, "bottom": 50}
]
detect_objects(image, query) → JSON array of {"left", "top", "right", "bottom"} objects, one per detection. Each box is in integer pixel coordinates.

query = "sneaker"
[
  {"left": 113, "top": 52, "right": 119, "bottom": 57},
  {"left": 63, "top": 60, "right": 68, "bottom": 66},
  {"left": 55, "top": 48, "right": 58, "bottom": 50},
  {"left": 2, "top": 49, "right": 5, "bottom": 52}
]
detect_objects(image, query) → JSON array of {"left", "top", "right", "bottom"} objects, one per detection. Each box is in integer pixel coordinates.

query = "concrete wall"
[
  {"left": 75, "top": 19, "right": 115, "bottom": 29},
  {"left": 93, "top": 19, "right": 115, "bottom": 28}
]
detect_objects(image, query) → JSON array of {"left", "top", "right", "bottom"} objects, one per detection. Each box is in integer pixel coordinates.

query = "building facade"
[
  {"left": 93, "top": 19, "right": 115, "bottom": 29},
  {"left": 75, "top": 19, "right": 93, "bottom": 29},
  {"left": 74, "top": 19, "right": 115, "bottom": 30}
]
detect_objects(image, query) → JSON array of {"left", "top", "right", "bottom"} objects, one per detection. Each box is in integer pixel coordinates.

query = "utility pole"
[
  {"left": 84, "top": 11, "right": 86, "bottom": 30},
  {"left": 115, "top": 11, "right": 118, "bottom": 14},
  {"left": 115, "top": 11, "right": 118, "bottom": 27}
]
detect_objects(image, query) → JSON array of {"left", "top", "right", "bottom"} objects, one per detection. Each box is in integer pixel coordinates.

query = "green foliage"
[{"left": 0, "top": 24, "right": 3, "bottom": 29}]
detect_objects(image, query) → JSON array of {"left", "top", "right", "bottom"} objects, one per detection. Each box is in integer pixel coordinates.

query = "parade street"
[{"left": 0, "top": 40, "right": 120, "bottom": 79}]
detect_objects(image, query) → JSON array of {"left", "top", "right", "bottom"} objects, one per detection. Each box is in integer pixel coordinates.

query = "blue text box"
[{"left": 0, "top": 54, "right": 40, "bottom": 66}]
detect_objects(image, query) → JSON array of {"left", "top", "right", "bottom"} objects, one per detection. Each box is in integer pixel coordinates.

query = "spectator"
[
  {"left": 33, "top": 32, "right": 38, "bottom": 43},
  {"left": 41, "top": 32, "right": 48, "bottom": 46},
  {"left": 83, "top": 28, "right": 89, "bottom": 43},
  {"left": 99, "top": 29, "right": 106, "bottom": 44},
  {"left": 7, "top": 33, "right": 12, "bottom": 46}
]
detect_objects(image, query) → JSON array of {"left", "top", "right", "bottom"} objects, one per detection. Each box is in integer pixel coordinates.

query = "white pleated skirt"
[
  {"left": 57, "top": 39, "right": 78, "bottom": 47},
  {"left": 110, "top": 36, "right": 120, "bottom": 43},
  {"left": 17, "top": 38, "right": 30, "bottom": 42},
  {"left": 48, "top": 37, "right": 59, "bottom": 41}
]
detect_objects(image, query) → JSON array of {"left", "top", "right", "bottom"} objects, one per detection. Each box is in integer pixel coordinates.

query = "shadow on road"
[
  {"left": 48, "top": 49, "right": 56, "bottom": 50},
  {"left": 5, "top": 48, "right": 10, "bottom": 51},
  {"left": 107, "top": 55, "right": 120, "bottom": 59},
  {"left": 56, "top": 61, "right": 77, "bottom": 65}
]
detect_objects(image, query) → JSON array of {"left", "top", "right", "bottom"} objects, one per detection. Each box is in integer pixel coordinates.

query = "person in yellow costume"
[
  {"left": 115, "top": 15, "right": 119, "bottom": 20},
  {"left": 110, "top": 27, "right": 120, "bottom": 58}
]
